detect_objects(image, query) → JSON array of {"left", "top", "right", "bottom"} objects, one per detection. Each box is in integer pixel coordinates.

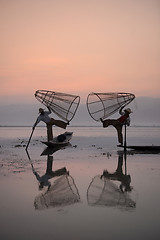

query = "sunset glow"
[{"left": 1, "top": 0, "right": 160, "bottom": 104}]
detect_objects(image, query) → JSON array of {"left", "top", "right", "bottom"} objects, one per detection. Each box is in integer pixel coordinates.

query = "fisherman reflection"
[
  {"left": 30, "top": 148, "right": 80, "bottom": 210},
  {"left": 32, "top": 155, "right": 68, "bottom": 191},
  {"left": 101, "top": 152, "right": 132, "bottom": 193},
  {"left": 87, "top": 152, "right": 136, "bottom": 210}
]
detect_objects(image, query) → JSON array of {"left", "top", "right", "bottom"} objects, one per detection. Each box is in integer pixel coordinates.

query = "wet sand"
[{"left": 0, "top": 126, "right": 160, "bottom": 240}]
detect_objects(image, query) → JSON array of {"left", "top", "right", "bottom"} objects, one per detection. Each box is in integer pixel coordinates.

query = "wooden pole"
[
  {"left": 124, "top": 123, "right": 127, "bottom": 152},
  {"left": 124, "top": 150, "right": 127, "bottom": 175},
  {"left": 25, "top": 127, "right": 35, "bottom": 150}
]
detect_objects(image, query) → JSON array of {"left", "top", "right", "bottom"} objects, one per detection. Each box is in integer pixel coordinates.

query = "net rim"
[
  {"left": 66, "top": 95, "right": 80, "bottom": 122},
  {"left": 86, "top": 93, "right": 105, "bottom": 122},
  {"left": 35, "top": 90, "right": 80, "bottom": 122},
  {"left": 86, "top": 92, "right": 135, "bottom": 122}
]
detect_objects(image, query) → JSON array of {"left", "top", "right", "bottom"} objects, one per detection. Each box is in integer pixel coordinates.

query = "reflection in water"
[
  {"left": 102, "top": 152, "right": 132, "bottom": 193},
  {"left": 32, "top": 155, "right": 68, "bottom": 191},
  {"left": 87, "top": 152, "right": 136, "bottom": 211},
  {"left": 26, "top": 146, "right": 80, "bottom": 210}
]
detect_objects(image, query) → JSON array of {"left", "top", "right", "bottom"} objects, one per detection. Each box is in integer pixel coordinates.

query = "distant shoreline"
[{"left": 0, "top": 125, "right": 160, "bottom": 128}]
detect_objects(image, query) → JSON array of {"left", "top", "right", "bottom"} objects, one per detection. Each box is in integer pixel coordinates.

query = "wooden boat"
[
  {"left": 126, "top": 145, "right": 160, "bottom": 151},
  {"left": 118, "top": 145, "right": 160, "bottom": 152},
  {"left": 41, "top": 132, "right": 73, "bottom": 147}
]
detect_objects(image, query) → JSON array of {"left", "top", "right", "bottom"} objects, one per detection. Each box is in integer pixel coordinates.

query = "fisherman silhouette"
[
  {"left": 33, "top": 106, "right": 69, "bottom": 141},
  {"left": 100, "top": 106, "right": 133, "bottom": 146}
]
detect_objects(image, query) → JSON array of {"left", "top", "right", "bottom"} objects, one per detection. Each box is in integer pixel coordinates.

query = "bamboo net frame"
[
  {"left": 35, "top": 90, "right": 80, "bottom": 122},
  {"left": 86, "top": 92, "right": 135, "bottom": 121}
]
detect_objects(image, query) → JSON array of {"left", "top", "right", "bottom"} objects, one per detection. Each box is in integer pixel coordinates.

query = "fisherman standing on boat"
[
  {"left": 100, "top": 107, "right": 132, "bottom": 146},
  {"left": 33, "top": 107, "right": 69, "bottom": 141}
]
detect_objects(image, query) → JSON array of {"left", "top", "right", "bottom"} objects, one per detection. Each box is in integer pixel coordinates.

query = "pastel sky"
[{"left": 1, "top": 0, "right": 160, "bottom": 104}]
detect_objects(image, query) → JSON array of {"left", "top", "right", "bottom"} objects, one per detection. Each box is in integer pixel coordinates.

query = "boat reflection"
[
  {"left": 87, "top": 152, "right": 136, "bottom": 211},
  {"left": 26, "top": 146, "right": 80, "bottom": 210}
]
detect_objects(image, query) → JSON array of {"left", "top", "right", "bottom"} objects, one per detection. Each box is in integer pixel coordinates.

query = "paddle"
[
  {"left": 25, "top": 115, "right": 40, "bottom": 150},
  {"left": 25, "top": 126, "right": 35, "bottom": 150}
]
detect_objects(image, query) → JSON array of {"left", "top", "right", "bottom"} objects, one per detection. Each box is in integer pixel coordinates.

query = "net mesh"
[
  {"left": 86, "top": 92, "right": 135, "bottom": 121},
  {"left": 34, "top": 174, "right": 80, "bottom": 210},
  {"left": 87, "top": 175, "right": 136, "bottom": 211},
  {"left": 35, "top": 90, "right": 80, "bottom": 122}
]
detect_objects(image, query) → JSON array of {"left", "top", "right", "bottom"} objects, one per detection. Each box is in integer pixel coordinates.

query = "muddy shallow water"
[{"left": 0, "top": 126, "right": 160, "bottom": 240}]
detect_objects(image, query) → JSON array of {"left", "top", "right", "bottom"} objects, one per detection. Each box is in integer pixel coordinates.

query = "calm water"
[{"left": 0, "top": 126, "right": 160, "bottom": 240}]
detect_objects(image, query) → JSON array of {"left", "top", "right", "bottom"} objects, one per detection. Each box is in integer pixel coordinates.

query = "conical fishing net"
[
  {"left": 86, "top": 92, "right": 135, "bottom": 121},
  {"left": 87, "top": 175, "right": 136, "bottom": 211},
  {"left": 35, "top": 90, "right": 80, "bottom": 122},
  {"left": 34, "top": 174, "right": 80, "bottom": 210}
]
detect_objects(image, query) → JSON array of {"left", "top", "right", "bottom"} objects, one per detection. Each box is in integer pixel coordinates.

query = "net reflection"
[
  {"left": 26, "top": 146, "right": 80, "bottom": 210},
  {"left": 87, "top": 152, "right": 136, "bottom": 211}
]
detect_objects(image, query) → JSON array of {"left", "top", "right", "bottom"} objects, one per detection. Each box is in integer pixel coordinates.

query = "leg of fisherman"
[
  {"left": 49, "top": 118, "right": 67, "bottom": 129},
  {"left": 114, "top": 123, "right": 123, "bottom": 145},
  {"left": 46, "top": 123, "right": 53, "bottom": 141},
  {"left": 46, "top": 155, "right": 54, "bottom": 174},
  {"left": 102, "top": 119, "right": 117, "bottom": 128}
]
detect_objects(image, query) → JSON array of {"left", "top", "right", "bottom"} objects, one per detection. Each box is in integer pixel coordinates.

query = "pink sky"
[{"left": 1, "top": 0, "right": 160, "bottom": 104}]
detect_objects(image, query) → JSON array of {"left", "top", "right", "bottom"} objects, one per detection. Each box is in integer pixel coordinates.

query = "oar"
[
  {"left": 25, "top": 127, "right": 35, "bottom": 150},
  {"left": 26, "top": 116, "right": 39, "bottom": 150},
  {"left": 26, "top": 148, "right": 37, "bottom": 175}
]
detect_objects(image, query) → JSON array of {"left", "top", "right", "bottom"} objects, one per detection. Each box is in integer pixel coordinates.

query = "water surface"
[{"left": 0, "top": 126, "right": 160, "bottom": 240}]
